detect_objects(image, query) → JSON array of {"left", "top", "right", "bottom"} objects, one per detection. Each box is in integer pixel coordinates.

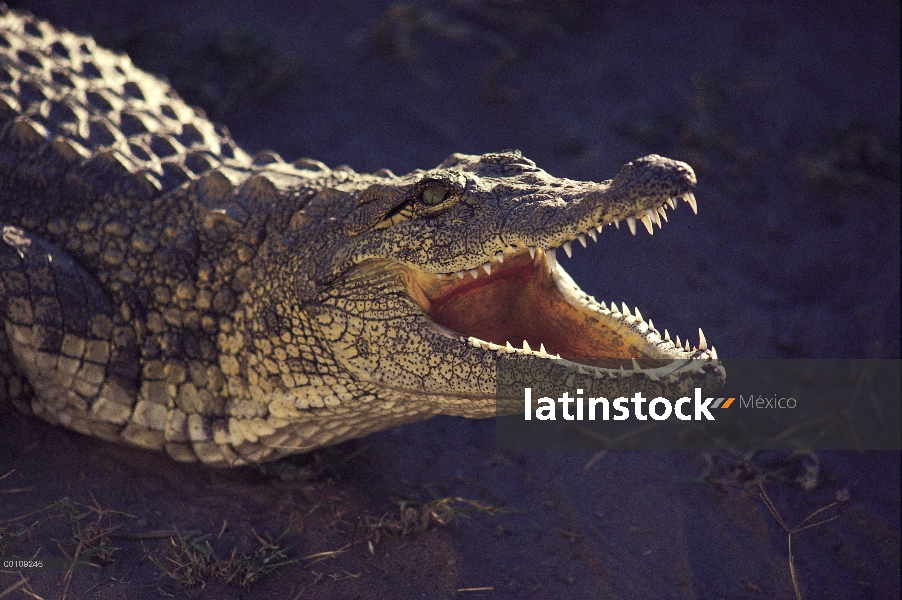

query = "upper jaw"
[{"left": 411, "top": 180, "right": 698, "bottom": 280}]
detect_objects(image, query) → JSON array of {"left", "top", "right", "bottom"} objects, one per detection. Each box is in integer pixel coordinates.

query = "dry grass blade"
[
  {"left": 0, "top": 579, "right": 27, "bottom": 599},
  {"left": 145, "top": 523, "right": 296, "bottom": 589},
  {"left": 0, "top": 495, "right": 126, "bottom": 600},
  {"left": 758, "top": 481, "right": 841, "bottom": 600},
  {"left": 366, "top": 497, "right": 503, "bottom": 538},
  {"left": 301, "top": 542, "right": 352, "bottom": 566}
]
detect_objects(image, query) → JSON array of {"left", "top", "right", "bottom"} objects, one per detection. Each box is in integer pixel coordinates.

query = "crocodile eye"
[{"left": 421, "top": 186, "right": 448, "bottom": 206}]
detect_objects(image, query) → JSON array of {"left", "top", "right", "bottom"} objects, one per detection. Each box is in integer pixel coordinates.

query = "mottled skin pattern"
[{"left": 0, "top": 9, "right": 722, "bottom": 466}]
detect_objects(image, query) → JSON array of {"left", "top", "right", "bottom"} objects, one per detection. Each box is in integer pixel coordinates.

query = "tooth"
[
  {"left": 522, "top": 340, "right": 531, "bottom": 352},
  {"left": 456, "top": 270, "right": 465, "bottom": 279},
  {"left": 647, "top": 208, "right": 661, "bottom": 229},
  {"left": 683, "top": 192, "right": 697, "bottom": 214},
  {"left": 611, "top": 301, "right": 619, "bottom": 314},
  {"left": 647, "top": 370, "right": 659, "bottom": 381},
  {"left": 545, "top": 248, "right": 557, "bottom": 272},
  {"left": 539, "top": 343, "right": 547, "bottom": 355},
  {"left": 506, "top": 341, "right": 515, "bottom": 352},
  {"left": 634, "top": 307, "right": 643, "bottom": 322},
  {"left": 698, "top": 328, "right": 707, "bottom": 350},
  {"left": 684, "top": 339, "right": 690, "bottom": 351},
  {"left": 639, "top": 214, "right": 654, "bottom": 235},
  {"left": 468, "top": 268, "right": 479, "bottom": 278},
  {"left": 647, "top": 318, "right": 654, "bottom": 331},
  {"left": 664, "top": 329, "right": 670, "bottom": 341},
  {"left": 529, "top": 246, "right": 536, "bottom": 259},
  {"left": 631, "top": 359, "right": 641, "bottom": 371},
  {"left": 614, "top": 220, "right": 620, "bottom": 230},
  {"left": 482, "top": 262, "right": 491, "bottom": 275},
  {"left": 578, "top": 234, "right": 587, "bottom": 248},
  {"left": 587, "top": 229, "right": 597, "bottom": 242},
  {"left": 562, "top": 241, "right": 572, "bottom": 258},
  {"left": 667, "top": 198, "right": 677, "bottom": 210},
  {"left": 626, "top": 216, "right": 637, "bottom": 235},
  {"left": 599, "top": 301, "right": 607, "bottom": 310},
  {"left": 621, "top": 302, "right": 631, "bottom": 316},
  {"left": 657, "top": 207, "right": 668, "bottom": 222},
  {"left": 710, "top": 346, "right": 718, "bottom": 359},
  {"left": 495, "top": 251, "right": 504, "bottom": 263},
  {"left": 596, "top": 224, "right": 604, "bottom": 233},
  {"left": 676, "top": 335, "right": 682, "bottom": 348}
]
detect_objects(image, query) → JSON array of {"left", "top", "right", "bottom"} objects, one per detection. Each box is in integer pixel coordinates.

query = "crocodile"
[{"left": 0, "top": 8, "right": 723, "bottom": 466}]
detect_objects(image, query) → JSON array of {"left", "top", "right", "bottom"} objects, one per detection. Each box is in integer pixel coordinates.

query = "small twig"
[
  {"left": 583, "top": 449, "right": 607, "bottom": 472},
  {"left": 758, "top": 481, "right": 841, "bottom": 600},
  {"left": 301, "top": 542, "right": 352, "bottom": 566},
  {"left": 0, "top": 579, "right": 26, "bottom": 599}
]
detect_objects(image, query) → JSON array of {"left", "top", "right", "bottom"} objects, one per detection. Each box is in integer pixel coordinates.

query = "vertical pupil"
[{"left": 423, "top": 186, "right": 446, "bottom": 205}]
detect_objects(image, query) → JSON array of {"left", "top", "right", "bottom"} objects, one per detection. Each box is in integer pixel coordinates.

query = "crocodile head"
[{"left": 291, "top": 151, "right": 724, "bottom": 421}]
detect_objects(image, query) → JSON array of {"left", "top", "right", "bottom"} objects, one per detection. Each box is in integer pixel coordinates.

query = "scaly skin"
[{"left": 0, "top": 8, "right": 723, "bottom": 466}]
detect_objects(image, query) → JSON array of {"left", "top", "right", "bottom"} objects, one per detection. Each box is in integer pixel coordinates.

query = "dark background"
[{"left": 2, "top": 1, "right": 899, "bottom": 598}]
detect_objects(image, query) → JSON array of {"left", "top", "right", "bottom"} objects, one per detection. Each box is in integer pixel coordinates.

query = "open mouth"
[{"left": 404, "top": 192, "right": 714, "bottom": 371}]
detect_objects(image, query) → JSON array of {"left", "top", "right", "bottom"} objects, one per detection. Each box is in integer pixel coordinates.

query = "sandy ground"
[{"left": 1, "top": 1, "right": 899, "bottom": 598}]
